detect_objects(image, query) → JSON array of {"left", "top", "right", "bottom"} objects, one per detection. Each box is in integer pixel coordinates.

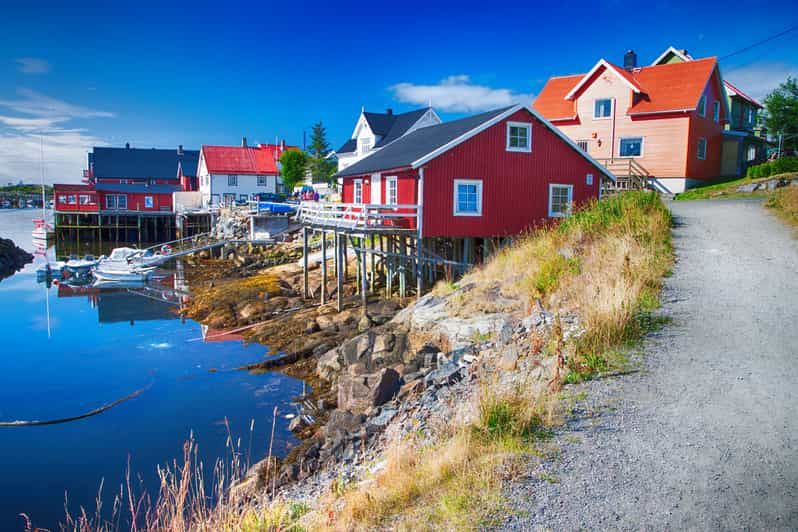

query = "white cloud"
[
  {"left": 390, "top": 75, "right": 535, "bottom": 113},
  {"left": 0, "top": 89, "right": 113, "bottom": 184},
  {"left": 724, "top": 62, "right": 798, "bottom": 102},
  {"left": 15, "top": 57, "right": 51, "bottom": 74}
]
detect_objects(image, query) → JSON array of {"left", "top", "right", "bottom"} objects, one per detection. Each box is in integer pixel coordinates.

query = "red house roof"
[
  {"left": 201, "top": 144, "right": 295, "bottom": 175},
  {"left": 534, "top": 57, "right": 719, "bottom": 120}
]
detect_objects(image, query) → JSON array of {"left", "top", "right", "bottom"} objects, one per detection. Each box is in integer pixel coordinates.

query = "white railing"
[{"left": 298, "top": 201, "right": 419, "bottom": 230}]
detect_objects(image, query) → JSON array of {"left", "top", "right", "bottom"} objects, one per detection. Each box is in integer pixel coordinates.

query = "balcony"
[{"left": 298, "top": 201, "right": 419, "bottom": 232}]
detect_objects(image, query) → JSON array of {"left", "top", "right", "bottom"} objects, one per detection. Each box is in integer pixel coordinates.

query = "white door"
[{"left": 370, "top": 173, "right": 381, "bottom": 204}]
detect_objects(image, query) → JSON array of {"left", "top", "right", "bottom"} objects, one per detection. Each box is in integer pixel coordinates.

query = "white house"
[
  {"left": 197, "top": 139, "right": 292, "bottom": 207},
  {"left": 336, "top": 107, "right": 441, "bottom": 172}
]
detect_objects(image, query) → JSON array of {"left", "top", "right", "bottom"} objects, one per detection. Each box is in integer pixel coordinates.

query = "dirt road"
[{"left": 502, "top": 199, "right": 798, "bottom": 530}]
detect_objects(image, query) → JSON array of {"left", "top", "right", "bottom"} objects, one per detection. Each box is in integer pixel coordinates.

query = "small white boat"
[
  {"left": 32, "top": 218, "right": 54, "bottom": 242},
  {"left": 65, "top": 254, "right": 101, "bottom": 275},
  {"left": 93, "top": 264, "right": 156, "bottom": 282}
]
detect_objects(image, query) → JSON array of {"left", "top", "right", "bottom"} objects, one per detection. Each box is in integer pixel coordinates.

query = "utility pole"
[{"left": 778, "top": 132, "right": 783, "bottom": 158}]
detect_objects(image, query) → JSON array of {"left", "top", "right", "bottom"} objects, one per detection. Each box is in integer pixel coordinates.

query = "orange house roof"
[
  {"left": 534, "top": 57, "right": 719, "bottom": 120},
  {"left": 202, "top": 144, "right": 296, "bottom": 175}
]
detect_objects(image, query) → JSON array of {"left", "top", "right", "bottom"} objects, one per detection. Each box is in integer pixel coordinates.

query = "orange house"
[{"left": 533, "top": 50, "right": 727, "bottom": 193}]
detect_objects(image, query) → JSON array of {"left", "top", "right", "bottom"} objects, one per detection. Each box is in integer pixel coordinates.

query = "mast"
[{"left": 40, "top": 135, "right": 46, "bottom": 220}]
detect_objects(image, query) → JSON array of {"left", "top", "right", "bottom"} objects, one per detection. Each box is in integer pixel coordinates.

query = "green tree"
[
  {"left": 307, "top": 121, "right": 338, "bottom": 185},
  {"left": 764, "top": 76, "right": 798, "bottom": 152},
  {"left": 279, "top": 149, "right": 308, "bottom": 192}
]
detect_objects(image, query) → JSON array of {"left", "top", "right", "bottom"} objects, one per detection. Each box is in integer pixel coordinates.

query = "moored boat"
[{"left": 64, "top": 255, "right": 101, "bottom": 275}]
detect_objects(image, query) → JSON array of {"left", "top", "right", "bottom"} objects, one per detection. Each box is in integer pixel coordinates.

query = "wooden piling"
[
  {"left": 302, "top": 226, "right": 309, "bottom": 299},
  {"left": 321, "top": 230, "right": 327, "bottom": 305}
]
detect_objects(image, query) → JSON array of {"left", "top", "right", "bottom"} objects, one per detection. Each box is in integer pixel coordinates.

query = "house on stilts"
[{"left": 298, "top": 104, "right": 615, "bottom": 310}]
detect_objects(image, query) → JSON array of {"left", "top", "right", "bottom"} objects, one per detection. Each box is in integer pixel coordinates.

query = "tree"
[
  {"left": 764, "top": 76, "right": 798, "bottom": 153},
  {"left": 279, "top": 149, "right": 308, "bottom": 192},
  {"left": 307, "top": 121, "right": 338, "bottom": 185}
]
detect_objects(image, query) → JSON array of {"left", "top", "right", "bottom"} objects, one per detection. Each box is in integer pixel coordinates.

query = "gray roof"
[
  {"left": 92, "top": 147, "right": 200, "bottom": 180},
  {"left": 336, "top": 108, "right": 432, "bottom": 154},
  {"left": 336, "top": 107, "right": 512, "bottom": 177},
  {"left": 95, "top": 182, "right": 182, "bottom": 194}
]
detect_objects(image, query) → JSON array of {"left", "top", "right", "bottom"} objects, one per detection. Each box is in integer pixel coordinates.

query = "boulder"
[
  {"left": 736, "top": 183, "right": 759, "bottom": 193},
  {"left": 341, "top": 332, "right": 373, "bottom": 365},
  {"left": 499, "top": 345, "right": 520, "bottom": 371},
  {"left": 238, "top": 301, "right": 265, "bottom": 321},
  {"left": 372, "top": 332, "right": 395, "bottom": 354},
  {"left": 317, "top": 348, "right": 342, "bottom": 382},
  {"left": 337, "top": 368, "right": 401, "bottom": 413},
  {"left": 424, "top": 363, "right": 463, "bottom": 387}
]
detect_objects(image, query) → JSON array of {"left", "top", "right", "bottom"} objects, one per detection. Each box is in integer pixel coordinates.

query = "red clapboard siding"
[
  {"left": 421, "top": 109, "right": 600, "bottom": 238},
  {"left": 685, "top": 70, "right": 725, "bottom": 180}
]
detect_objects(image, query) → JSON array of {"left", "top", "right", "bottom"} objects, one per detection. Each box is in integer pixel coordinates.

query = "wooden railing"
[
  {"left": 298, "top": 201, "right": 419, "bottom": 231},
  {"left": 596, "top": 158, "right": 650, "bottom": 193}
]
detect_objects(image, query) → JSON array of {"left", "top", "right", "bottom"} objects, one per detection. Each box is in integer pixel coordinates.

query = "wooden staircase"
[{"left": 597, "top": 158, "right": 651, "bottom": 195}]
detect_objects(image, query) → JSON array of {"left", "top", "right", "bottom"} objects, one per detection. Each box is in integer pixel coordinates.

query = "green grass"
[{"left": 676, "top": 172, "right": 798, "bottom": 201}]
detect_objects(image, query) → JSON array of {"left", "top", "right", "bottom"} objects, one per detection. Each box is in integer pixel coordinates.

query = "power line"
[{"left": 720, "top": 23, "right": 798, "bottom": 61}]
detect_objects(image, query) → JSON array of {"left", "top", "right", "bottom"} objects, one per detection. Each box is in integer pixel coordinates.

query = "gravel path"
[{"left": 502, "top": 199, "right": 798, "bottom": 530}]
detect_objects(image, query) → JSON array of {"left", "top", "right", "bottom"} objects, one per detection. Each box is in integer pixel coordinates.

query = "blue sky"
[{"left": 1, "top": 1, "right": 796, "bottom": 184}]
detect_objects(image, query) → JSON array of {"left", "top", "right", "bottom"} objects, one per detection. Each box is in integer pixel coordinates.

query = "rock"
[
  {"left": 304, "top": 320, "right": 321, "bottom": 334},
  {"left": 0, "top": 238, "right": 33, "bottom": 280},
  {"left": 327, "top": 409, "right": 365, "bottom": 434},
  {"left": 496, "top": 320, "right": 514, "bottom": 347},
  {"left": 357, "top": 314, "right": 373, "bottom": 332},
  {"left": 317, "top": 348, "right": 342, "bottom": 382},
  {"left": 368, "top": 407, "right": 397, "bottom": 429},
  {"left": 398, "top": 379, "right": 424, "bottom": 399},
  {"left": 499, "top": 345, "right": 520, "bottom": 371},
  {"left": 337, "top": 367, "right": 401, "bottom": 412},
  {"left": 372, "top": 333, "right": 395, "bottom": 354},
  {"left": 238, "top": 301, "right": 265, "bottom": 320},
  {"left": 736, "top": 183, "right": 760, "bottom": 193},
  {"left": 766, "top": 179, "right": 779, "bottom": 190},
  {"left": 315, "top": 314, "right": 336, "bottom": 331},
  {"left": 424, "top": 363, "right": 463, "bottom": 387},
  {"left": 288, "top": 416, "right": 308, "bottom": 432}
]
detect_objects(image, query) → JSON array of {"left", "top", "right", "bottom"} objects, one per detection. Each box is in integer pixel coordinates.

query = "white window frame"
[
  {"left": 746, "top": 144, "right": 757, "bottom": 162},
  {"left": 117, "top": 194, "right": 127, "bottom": 210},
  {"left": 358, "top": 137, "right": 372, "bottom": 155},
  {"left": 619, "top": 137, "right": 644, "bottom": 158},
  {"left": 144, "top": 195, "right": 154, "bottom": 208},
  {"left": 713, "top": 101, "right": 720, "bottom": 123},
  {"left": 228, "top": 175, "right": 238, "bottom": 187},
  {"left": 576, "top": 140, "right": 589, "bottom": 152},
  {"left": 385, "top": 176, "right": 398, "bottom": 205},
  {"left": 593, "top": 98, "right": 613, "bottom": 120},
  {"left": 697, "top": 137, "right": 707, "bottom": 160},
  {"left": 747, "top": 107, "right": 755, "bottom": 125},
  {"left": 697, "top": 95, "right": 706, "bottom": 117},
  {"left": 506, "top": 122, "right": 532, "bottom": 153},
  {"left": 353, "top": 179, "right": 363, "bottom": 204},
  {"left": 548, "top": 184, "right": 574, "bottom": 218},
  {"left": 79, "top": 194, "right": 91, "bottom": 205},
  {"left": 105, "top": 195, "right": 116, "bottom": 209},
  {"left": 67, "top": 194, "right": 77, "bottom": 205},
  {"left": 453, "top": 179, "right": 483, "bottom": 217},
  {"left": 257, "top": 176, "right": 267, "bottom": 186}
]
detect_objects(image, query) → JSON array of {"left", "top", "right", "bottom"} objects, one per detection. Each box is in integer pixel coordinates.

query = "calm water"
[{"left": 0, "top": 210, "right": 304, "bottom": 530}]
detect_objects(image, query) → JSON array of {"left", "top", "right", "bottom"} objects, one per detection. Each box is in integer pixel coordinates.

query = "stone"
[
  {"left": 304, "top": 320, "right": 321, "bottom": 334},
  {"left": 424, "top": 363, "right": 463, "bottom": 387},
  {"left": 499, "top": 346, "right": 520, "bottom": 371},
  {"left": 316, "top": 348, "right": 342, "bottom": 382},
  {"left": 370, "top": 368, "right": 401, "bottom": 406},
  {"left": 368, "top": 407, "right": 397, "bottom": 429},
  {"left": 398, "top": 379, "right": 424, "bottom": 399},
  {"left": 341, "top": 333, "right": 373, "bottom": 364},
  {"left": 348, "top": 362, "right": 368, "bottom": 376},
  {"left": 766, "top": 179, "right": 779, "bottom": 190},
  {"left": 288, "top": 416, "right": 308, "bottom": 432},
  {"left": 736, "top": 183, "right": 760, "bottom": 193},
  {"left": 238, "top": 301, "right": 265, "bottom": 320},
  {"left": 372, "top": 333, "right": 395, "bottom": 354},
  {"left": 496, "top": 320, "right": 514, "bottom": 347},
  {"left": 315, "top": 314, "right": 336, "bottom": 331},
  {"left": 337, "top": 368, "right": 401, "bottom": 412},
  {"left": 358, "top": 314, "right": 373, "bottom": 332}
]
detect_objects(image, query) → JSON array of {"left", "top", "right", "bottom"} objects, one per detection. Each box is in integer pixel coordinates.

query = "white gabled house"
[{"left": 336, "top": 107, "right": 441, "bottom": 172}]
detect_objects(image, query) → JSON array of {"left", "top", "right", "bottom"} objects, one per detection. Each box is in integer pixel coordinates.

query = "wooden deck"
[{"left": 298, "top": 201, "right": 419, "bottom": 233}]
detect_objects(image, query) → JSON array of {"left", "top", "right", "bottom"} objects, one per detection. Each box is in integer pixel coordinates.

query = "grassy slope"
[
  {"left": 318, "top": 192, "right": 673, "bottom": 530},
  {"left": 675, "top": 172, "right": 798, "bottom": 201},
  {"left": 766, "top": 185, "right": 798, "bottom": 229}
]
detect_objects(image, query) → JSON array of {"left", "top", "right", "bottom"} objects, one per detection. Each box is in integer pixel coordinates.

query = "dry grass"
[
  {"left": 767, "top": 184, "right": 798, "bottom": 230},
  {"left": 322, "top": 381, "right": 556, "bottom": 531}
]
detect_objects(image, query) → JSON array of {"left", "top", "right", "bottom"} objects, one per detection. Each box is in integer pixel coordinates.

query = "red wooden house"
[{"left": 334, "top": 104, "right": 613, "bottom": 238}]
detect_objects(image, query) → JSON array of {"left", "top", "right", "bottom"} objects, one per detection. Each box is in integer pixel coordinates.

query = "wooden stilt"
[
  {"left": 416, "top": 234, "right": 423, "bottom": 299},
  {"left": 399, "top": 236, "right": 407, "bottom": 299},
  {"left": 336, "top": 233, "right": 344, "bottom": 312},
  {"left": 321, "top": 230, "right": 327, "bottom": 305},
  {"left": 369, "top": 234, "right": 375, "bottom": 292},
  {"left": 302, "top": 226, "right": 309, "bottom": 299},
  {"left": 360, "top": 239, "right": 368, "bottom": 313}
]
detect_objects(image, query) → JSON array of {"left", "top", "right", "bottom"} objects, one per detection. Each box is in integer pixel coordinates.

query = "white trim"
[
  {"left": 453, "top": 179, "right": 483, "bottom": 217},
  {"left": 548, "top": 184, "right": 573, "bottom": 218},
  {"left": 697, "top": 137, "right": 707, "bottom": 160},
  {"left": 385, "top": 175, "right": 398, "bottom": 205},
  {"left": 629, "top": 108, "right": 694, "bottom": 116},
  {"left": 650, "top": 46, "right": 693, "bottom": 66},
  {"left": 564, "top": 59, "right": 641, "bottom": 100},
  {"left": 410, "top": 105, "right": 616, "bottom": 183},
  {"left": 593, "top": 98, "right": 614, "bottom": 120},
  {"left": 505, "top": 121, "right": 532, "bottom": 152},
  {"left": 618, "top": 136, "right": 645, "bottom": 158},
  {"left": 353, "top": 178, "right": 363, "bottom": 204},
  {"left": 712, "top": 100, "right": 720, "bottom": 122}
]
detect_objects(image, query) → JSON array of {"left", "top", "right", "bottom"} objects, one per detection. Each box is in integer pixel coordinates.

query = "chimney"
[
  {"left": 624, "top": 50, "right": 637, "bottom": 71},
  {"left": 280, "top": 139, "right": 286, "bottom": 151},
  {"left": 125, "top": 142, "right": 130, "bottom": 149},
  {"left": 386, "top": 108, "right": 393, "bottom": 116},
  {"left": 242, "top": 136, "right": 248, "bottom": 147},
  {"left": 177, "top": 144, "right": 183, "bottom": 156}
]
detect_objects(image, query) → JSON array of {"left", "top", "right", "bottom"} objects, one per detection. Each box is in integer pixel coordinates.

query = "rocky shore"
[{"left": 0, "top": 237, "right": 33, "bottom": 281}]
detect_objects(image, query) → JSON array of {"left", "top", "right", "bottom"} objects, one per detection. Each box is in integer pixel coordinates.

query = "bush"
[{"left": 747, "top": 157, "right": 798, "bottom": 179}]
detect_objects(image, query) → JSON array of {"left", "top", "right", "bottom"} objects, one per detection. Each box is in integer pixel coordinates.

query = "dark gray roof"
[
  {"left": 336, "top": 139, "right": 357, "bottom": 154},
  {"left": 95, "top": 182, "right": 182, "bottom": 194},
  {"left": 336, "top": 108, "right": 433, "bottom": 154},
  {"left": 335, "top": 107, "right": 512, "bottom": 177},
  {"left": 92, "top": 147, "right": 200, "bottom": 180}
]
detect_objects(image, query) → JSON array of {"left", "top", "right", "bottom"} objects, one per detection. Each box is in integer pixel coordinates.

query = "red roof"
[
  {"left": 534, "top": 57, "right": 719, "bottom": 119},
  {"left": 201, "top": 144, "right": 296, "bottom": 175},
  {"left": 53, "top": 183, "right": 95, "bottom": 192}
]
